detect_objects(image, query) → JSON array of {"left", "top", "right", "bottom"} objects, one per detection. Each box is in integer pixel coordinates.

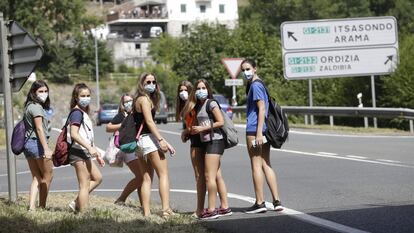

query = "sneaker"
[
  {"left": 244, "top": 202, "right": 267, "bottom": 214},
  {"left": 199, "top": 209, "right": 219, "bottom": 220},
  {"left": 273, "top": 200, "right": 283, "bottom": 211},
  {"left": 68, "top": 200, "right": 76, "bottom": 212},
  {"left": 217, "top": 207, "right": 233, "bottom": 217}
]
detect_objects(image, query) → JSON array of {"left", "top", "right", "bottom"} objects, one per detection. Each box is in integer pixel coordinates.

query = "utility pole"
[
  {"left": 94, "top": 35, "right": 100, "bottom": 109},
  {"left": 0, "top": 12, "right": 17, "bottom": 202}
]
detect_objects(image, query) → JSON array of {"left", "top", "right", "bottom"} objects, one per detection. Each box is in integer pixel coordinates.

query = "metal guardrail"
[{"left": 232, "top": 105, "right": 414, "bottom": 133}]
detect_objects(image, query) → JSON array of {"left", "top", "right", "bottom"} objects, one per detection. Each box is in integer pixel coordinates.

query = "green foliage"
[{"left": 45, "top": 44, "right": 76, "bottom": 83}]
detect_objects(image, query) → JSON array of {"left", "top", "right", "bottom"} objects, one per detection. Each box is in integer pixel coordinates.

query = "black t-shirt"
[{"left": 110, "top": 112, "right": 126, "bottom": 124}]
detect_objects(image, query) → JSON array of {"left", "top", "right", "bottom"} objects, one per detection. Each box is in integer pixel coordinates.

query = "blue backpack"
[{"left": 11, "top": 120, "right": 29, "bottom": 155}]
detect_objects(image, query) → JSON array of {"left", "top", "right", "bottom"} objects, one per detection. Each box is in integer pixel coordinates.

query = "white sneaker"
[{"left": 68, "top": 200, "right": 76, "bottom": 212}]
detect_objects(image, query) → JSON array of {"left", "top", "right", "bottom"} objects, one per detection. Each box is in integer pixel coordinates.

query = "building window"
[
  {"left": 200, "top": 5, "right": 206, "bottom": 13},
  {"left": 219, "top": 4, "right": 225, "bottom": 13},
  {"left": 182, "top": 24, "right": 188, "bottom": 33},
  {"left": 135, "top": 43, "right": 141, "bottom": 50},
  {"left": 180, "top": 4, "right": 186, "bottom": 13}
]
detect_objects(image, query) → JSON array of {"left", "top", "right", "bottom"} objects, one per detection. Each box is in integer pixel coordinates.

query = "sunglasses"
[{"left": 146, "top": 80, "right": 157, "bottom": 85}]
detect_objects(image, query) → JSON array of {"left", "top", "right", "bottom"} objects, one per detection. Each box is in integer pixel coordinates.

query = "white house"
[{"left": 100, "top": 0, "right": 239, "bottom": 68}]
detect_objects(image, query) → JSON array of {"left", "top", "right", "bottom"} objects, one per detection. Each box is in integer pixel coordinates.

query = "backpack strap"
[
  {"left": 66, "top": 108, "right": 84, "bottom": 146},
  {"left": 206, "top": 99, "right": 222, "bottom": 140},
  {"left": 251, "top": 79, "right": 273, "bottom": 118}
]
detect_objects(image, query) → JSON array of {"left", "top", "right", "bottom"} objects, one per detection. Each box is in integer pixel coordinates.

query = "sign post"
[
  {"left": 0, "top": 13, "right": 44, "bottom": 202},
  {"left": 221, "top": 58, "right": 244, "bottom": 106},
  {"left": 281, "top": 16, "right": 398, "bottom": 128}
]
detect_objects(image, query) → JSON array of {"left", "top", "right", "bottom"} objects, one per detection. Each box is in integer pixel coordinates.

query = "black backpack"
[
  {"left": 118, "top": 113, "right": 142, "bottom": 153},
  {"left": 253, "top": 80, "right": 289, "bottom": 148}
]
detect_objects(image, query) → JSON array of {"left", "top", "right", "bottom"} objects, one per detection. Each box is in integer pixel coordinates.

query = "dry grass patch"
[
  {"left": 0, "top": 193, "right": 211, "bottom": 233},
  {"left": 0, "top": 129, "right": 5, "bottom": 148}
]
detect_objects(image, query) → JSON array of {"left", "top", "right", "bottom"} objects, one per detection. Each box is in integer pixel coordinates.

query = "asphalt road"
[{"left": 1, "top": 122, "right": 414, "bottom": 233}]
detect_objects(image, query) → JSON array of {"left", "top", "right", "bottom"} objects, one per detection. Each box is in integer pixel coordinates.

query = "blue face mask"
[
  {"left": 195, "top": 89, "right": 208, "bottom": 100},
  {"left": 78, "top": 97, "right": 91, "bottom": 108},
  {"left": 144, "top": 84, "right": 156, "bottom": 93}
]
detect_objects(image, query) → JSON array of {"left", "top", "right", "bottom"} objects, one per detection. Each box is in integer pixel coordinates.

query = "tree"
[{"left": 46, "top": 44, "right": 76, "bottom": 83}]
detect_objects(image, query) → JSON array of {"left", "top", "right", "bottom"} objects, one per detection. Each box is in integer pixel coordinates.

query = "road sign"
[
  {"left": 225, "top": 79, "right": 243, "bottom": 86},
  {"left": 281, "top": 16, "right": 397, "bottom": 51},
  {"left": 283, "top": 47, "right": 398, "bottom": 80},
  {"left": 221, "top": 58, "right": 244, "bottom": 79},
  {"left": 0, "top": 21, "right": 43, "bottom": 93}
]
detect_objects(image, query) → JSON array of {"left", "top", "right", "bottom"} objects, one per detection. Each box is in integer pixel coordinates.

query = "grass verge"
[
  {"left": 292, "top": 123, "right": 412, "bottom": 135},
  {"left": 0, "top": 193, "right": 211, "bottom": 233},
  {"left": 0, "top": 129, "right": 5, "bottom": 148}
]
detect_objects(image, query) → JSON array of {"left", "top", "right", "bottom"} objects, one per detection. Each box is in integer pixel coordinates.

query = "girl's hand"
[
  {"left": 44, "top": 148, "right": 53, "bottom": 159},
  {"left": 181, "top": 130, "right": 189, "bottom": 142},
  {"left": 255, "top": 134, "right": 264, "bottom": 147},
  {"left": 96, "top": 156, "right": 105, "bottom": 167},
  {"left": 88, "top": 147, "right": 98, "bottom": 157},
  {"left": 166, "top": 142, "right": 176, "bottom": 155},
  {"left": 159, "top": 139, "right": 169, "bottom": 152},
  {"left": 191, "top": 126, "right": 207, "bottom": 134}
]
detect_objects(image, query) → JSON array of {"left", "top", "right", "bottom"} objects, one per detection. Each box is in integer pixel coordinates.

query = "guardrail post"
[
  {"left": 330, "top": 115, "right": 334, "bottom": 127},
  {"left": 410, "top": 120, "right": 413, "bottom": 134},
  {"left": 305, "top": 115, "right": 308, "bottom": 125},
  {"left": 364, "top": 117, "right": 369, "bottom": 128}
]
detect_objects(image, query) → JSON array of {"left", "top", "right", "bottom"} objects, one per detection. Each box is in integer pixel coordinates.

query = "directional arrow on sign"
[
  {"left": 287, "top": 31, "right": 297, "bottom": 42},
  {"left": 384, "top": 55, "right": 393, "bottom": 65}
]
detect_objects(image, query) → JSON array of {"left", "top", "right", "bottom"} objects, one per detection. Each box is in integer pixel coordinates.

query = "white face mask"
[
  {"left": 243, "top": 70, "right": 254, "bottom": 80},
  {"left": 179, "top": 90, "right": 188, "bottom": 101},
  {"left": 78, "top": 97, "right": 91, "bottom": 107},
  {"left": 37, "top": 93, "right": 48, "bottom": 103},
  {"left": 123, "top": 101, "right": 133, "bottom": 112},
  {"left": 144, "top": 84, "right": 156, "bottom": 93}
]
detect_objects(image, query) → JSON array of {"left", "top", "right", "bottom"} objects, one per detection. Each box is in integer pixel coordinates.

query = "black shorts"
[
  {"left": 202, "top": 139, "right": 225, "bottom": 155},
  {"left": 190, "top": 135, "right": 203, "bottom": 148},
  {"left": 69, "top": 147, "right": 91, "bottom": 165}
]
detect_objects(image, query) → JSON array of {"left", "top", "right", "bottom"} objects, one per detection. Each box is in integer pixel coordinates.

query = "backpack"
[
  {"left": 11, "top": 120, "right": 29, "bottom": 155},
  {"left": 206, "top": 99, "right": 238, "bottom": 149},
  {"left": 52, "top": 109, "right": 83, "bottom": 167},
  {"left": 11, "top": 104, "right": 34, "bottom": 155},
  {"left": 118, "top": 113, "right": 143, "bottom": 153},
  {"left": 253, "top": 80, "right": 289, "bottom": 149}
]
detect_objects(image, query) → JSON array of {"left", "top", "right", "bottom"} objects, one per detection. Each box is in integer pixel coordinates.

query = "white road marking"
[
  {"left": 346, "top": 155, "right": 368, "bottom": 160},
  {"left": 317, "top": 152, "right": 338, "bottom": 156},
  {"left": 232, "top": 123, "right": 414, "bottom": 138},
  {"left": 1, "top": 188, "right": 368, "bottom": 233},
  {"left": 159, "top": 129, "right": 414, "bottom": 169},
  {"left": 376, "top": 159, "right": 401, "bottom": 163}
]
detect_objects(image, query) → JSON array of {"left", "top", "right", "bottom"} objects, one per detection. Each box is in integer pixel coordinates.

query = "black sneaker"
[
  {"left": 244, "top": 202, "right": 267, "bottom": 214},
  {"left": 273, "top": 200, "right": 283, "bottom": 211}
]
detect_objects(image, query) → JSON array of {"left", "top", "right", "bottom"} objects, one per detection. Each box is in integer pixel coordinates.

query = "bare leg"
[
  {"left": 216, "top": 167, "right": 229, "bottom": 209},
  {"left": 36, "top": 158, "right": 53, "bottom": 208},
  {"left": 262, "top": 143, "right": 281, "bottom": 201},
  {"left": 137, "top": 156, "right": 153, "bottom": 216},
  {"left": 115, "top": 178, "right": 137, "bottom": 203},
  {"left": 190, "top": 147, "right": 206, "bottom": 216},
  {"left": 204, "top": 154, "right": 220, "bottom": 212},
  {"left": 125, "top": 159, "right": 144, "bottom": 205},
  {"left": 149, "top": 150, "right": 171, "bottom": 212},
  {"left": 73, "top": 160, "right": 91, "bottom": 212},
  {"left": 27, "top": 159, "right": 41, "bottom": 210},
  {"left": 247, "top": 135, "right": 265, "bottom": 204}
]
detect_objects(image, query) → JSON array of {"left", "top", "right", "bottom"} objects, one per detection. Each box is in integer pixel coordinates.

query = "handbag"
[{"left": 103, "top": 135, "right": 124, "bottom": 167}]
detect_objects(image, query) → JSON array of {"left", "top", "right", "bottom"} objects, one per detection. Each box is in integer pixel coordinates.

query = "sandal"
[{"left": 162, "top": 208, "right": 177, "bottom": 218}]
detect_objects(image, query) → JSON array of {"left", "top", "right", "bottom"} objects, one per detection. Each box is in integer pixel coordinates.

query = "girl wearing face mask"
[
  {"left": 67, "top": 83, "right": 105, "bottom": 212},
  {"left": 22, "top": 80, "right": 53, "bottom": 211},
  {"left": 134, "top": 73, "right": 176, "bottom": 217},
  {"left": 241, "top": 59, "right": 283, "bottom": 214},
  {"left": 181, "top": 79, "right": 231, "bottom": 220},
  {"left": 106, "top": 94, "right": 144, "bottom": 206},
  {"left": 175, "top": 81, "right": 192, "bottom": 129}
]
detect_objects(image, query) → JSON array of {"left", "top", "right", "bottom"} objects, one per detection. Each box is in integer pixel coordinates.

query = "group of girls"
[{"left": 21, "top": 58, "right": 283, "bottom": 219}]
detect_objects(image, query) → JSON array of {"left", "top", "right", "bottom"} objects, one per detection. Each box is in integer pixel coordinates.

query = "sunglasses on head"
[{"left": 146, "top": 80, "right": 157, "bottom": 85}]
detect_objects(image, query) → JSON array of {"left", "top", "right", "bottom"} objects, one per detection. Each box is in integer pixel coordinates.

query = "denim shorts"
[{"left": 24, "top": 138, "right": 45, "bottom": 159}]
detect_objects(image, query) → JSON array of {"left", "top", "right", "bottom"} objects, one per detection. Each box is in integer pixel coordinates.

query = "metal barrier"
[{"left": 231, "top": 106, "right": 414, "bottom": 133}]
